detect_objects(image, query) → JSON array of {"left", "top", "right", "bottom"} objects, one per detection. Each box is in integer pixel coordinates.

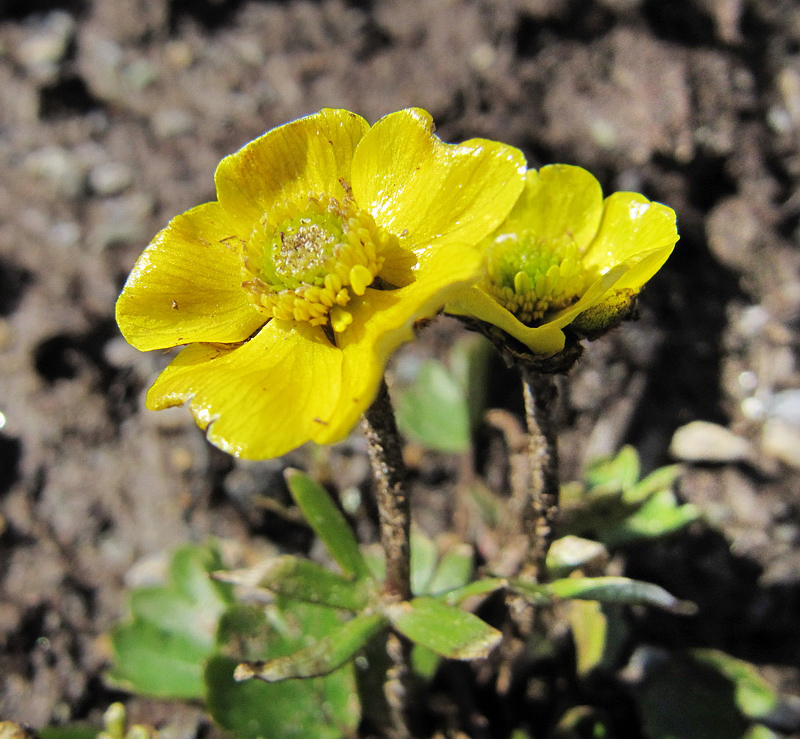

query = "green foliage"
[
  {"left": 206, "top": 601, "right": 360, "bottom": 739},
  {"left": 395, "top": 335, "right": 491, "bottom": 452},
  {"left": 284, "top": 468, "right": 369, "bottom": 579},
  {"left": 560, "top": 445, "right": 701, "bottom": 546},
  {"left": 386, "top": 597, "right": 501, "bottom": 660},
  {"left": 107, "top": 543, "right": 233, "bottom": 699},
  {"left": 632, "top": 648, "right": 785, "bottom": 739}
]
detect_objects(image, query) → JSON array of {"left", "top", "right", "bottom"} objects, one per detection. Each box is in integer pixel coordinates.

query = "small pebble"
[
  {"left": 88, "top": 162, "right": 132, "bottom": 196},
  {"left": 151, "top": 108, "right": 195, "bottom": 138},
  {"left": 764, "top": 389, "right": 800, "bottom": 428},
  {"left": 762, "top": 419, "right": 800, "bottom": 469},
  {"left": 23, "top": 145, "right": 85, "bottom": 199},
  {"left": 90, "top": 192, "right": 154, "bottom": 249},
  {"left": 15, "top": 11, "right": 76, "bottom": 82},
  {"left": 669, "top": 420, "right": 753, "bottom": 463}
]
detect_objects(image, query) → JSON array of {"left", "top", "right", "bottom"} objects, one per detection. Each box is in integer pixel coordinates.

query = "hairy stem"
[
  {"left": 520, "top": 368, "right": 560, "bottom": 583},
  {"left": 362, "top": 379, "right": 414, "bottom": 738},
  {"left": 363, "top": 379, "right": 411, "bottom": 602}
]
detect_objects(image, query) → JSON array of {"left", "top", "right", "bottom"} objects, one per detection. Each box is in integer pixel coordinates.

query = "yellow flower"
[
  {"left": 116, "top": 108, "right": 526, "bottom": 459},
  {"left": 447, "top": 164, "right": 679, "bottom": 356}
]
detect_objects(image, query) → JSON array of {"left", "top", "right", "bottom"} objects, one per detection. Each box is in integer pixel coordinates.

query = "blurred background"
[{"left": 1, "top": 0, "right": 799, "bottom": 733}]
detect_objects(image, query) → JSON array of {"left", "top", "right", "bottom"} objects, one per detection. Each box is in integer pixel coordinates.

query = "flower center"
[
  {"left": 482, "top": 230, "right": 595, "bottom": 325},
  {"left": 242, "top": 191, "right": 399, "bottom": 333}
]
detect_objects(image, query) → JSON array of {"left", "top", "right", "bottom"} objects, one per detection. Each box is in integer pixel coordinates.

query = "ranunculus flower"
[
  {"left": 116, "top": 108, "right": 526, "bottom": 458},
  {"left": 447, "top": 164, "right": 679, "bottom": 356}
]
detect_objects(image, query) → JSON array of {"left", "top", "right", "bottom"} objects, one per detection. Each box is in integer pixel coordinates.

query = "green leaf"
[
  {"left": 692, "top": 649, "right": 779, "bottom": 721},
  {"left": 109, "top": 619, "right": 211, "bottom": 698},
  {"left": 625, "top": 463, "right": 680, "bottom": 503},
  {"left": 427, "top": 543, "right": 474, "bottom": 595},
  {"left": 39, "top": 728, "right": 97, "bottom": 739},
  {"left": 206, "top": 655, "right": 358, "bottom": 739},
  {"left": 441, "top": 577, "right": 507, "bottom": 606},
  {"left": 386, "top": 597, "right": 501, "bottom": 660},
  {"left": 634, "top": 648, "right": 754, "bottom": 739},
  {"left": 568, "top": 599, "right": 608, "bottom": 676},
  {"left": 395, "top": 359, "right": 471, "bottom": 453},
  {"left": 567, "top": 600, "right": 628, "bottom": 676},
  {"left": 410, "top": 528, "right": 439, "bottom": 596},
  {"left": 207, "top": 601, "right": 361, "bottom": 737},
  {"left": 411, "top": 643, "right": 440, "bottom": 680},
  {"left": 107, "top": 542, "right": 233, "bottom": 699},
  {"left": 284, "top": 469, "right": 369, "bottom": 579},
  {"left": 237, "top": 612, "right": 386, "bottom": 681},
  {"left": 600, "top": 490, "right": 701, "bottom": 547},
  {"left": 585, "top": 445, "right": 640, "bottom": 494},
  {"left": 246, "top": 555, "right": 372, "bottom": 611},
  {"left": 510, "top": 576, "right": 697, "bottom": 614},
  {"left": 448, "top": 334, "right": 492, "bottom": 429}
]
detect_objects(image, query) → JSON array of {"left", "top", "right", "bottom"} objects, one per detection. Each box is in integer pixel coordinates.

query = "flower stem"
[
  {"left": 520, "top": 367, "right": 560, "bottom": 583},
  {"left": 362, "top": 379, "right": 414, "bottom": 738},
  {"left": 363, "top": 379, "right": 412, "bottom": 602}
]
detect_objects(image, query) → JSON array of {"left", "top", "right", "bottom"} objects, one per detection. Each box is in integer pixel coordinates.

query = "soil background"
[{"left": 1, "top": 0, "right": 799, "bottom": 735}]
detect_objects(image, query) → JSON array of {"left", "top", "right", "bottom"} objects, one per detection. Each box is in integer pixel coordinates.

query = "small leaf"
[
  {"left": 395, "top": 359, "right": 471, "bottom": 453},
  {"left": 585, "top": 445, "right": 640, "bottom": 494},
  {"left": 568, "top": 599, "right": 608, "bottom": 676},
  {"left": 427, "top": 544, "right": 474, "bottom": 595},
  {"left": 237, "top": 612, "right": 386, "bottom": 682},
  {"left": 386, "top": 597, "right": 501, "bottom": 660},
  {"left": 441, "top": 577, "right": 507, "bottom": 606},
  {"left": 245, "top": 555, "right": 371, "bottom": 611},
  {"left": 411, "top": 643, "right": 440, "bottom": 680},
  {"left": 284, "top": 469, "right": 369, "bottom": 579},
  {"left": 625, "top": 463, "right": 680, "bottom": 503},
  {"left": 449, "top": 334, "right": 492, "bottom": 429},
  {"left": 410, "top": 528, "right": 439, "bottom": 596},
  {"left": 692, "top": 649, "right": 779, "bottom": 721},
  {"left": 510, "top": 576, "right": 696, "bottom": 615},
  {"left": 600, "top": 490, "right": 701, "bottom": 547},
  {"left": 634, "top": 648, "right": 753, "bottom": 739}
]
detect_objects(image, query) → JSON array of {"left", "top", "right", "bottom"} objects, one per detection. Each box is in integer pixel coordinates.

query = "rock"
[
  {"left": 88, "top": 162, "right": 132, "bottom": 196},
  {"left": 89, "top": 192, "right": 154, "bottom": 249},
  {"left": 765, "top": 389, "right": 800, "bottom": 428},
  {"left": 15, "top": 11, "right": 76, "bottom": 83},
  {"left": 761, "top": 419, "right": 800, "bottom": 469},
  {"left": 23, "top": 146, "right": 85, "bottom": 199},
  {"left": 151, "top": 108, "right": 195, "bottom": 138},
  {"left": 669, "top": 420, "right": 753, "bottom": 463}
]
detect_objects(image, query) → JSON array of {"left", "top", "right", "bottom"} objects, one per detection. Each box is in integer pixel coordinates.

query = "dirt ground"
[{"left": 1, "top": 0, "right": 799, "bottom": 735}]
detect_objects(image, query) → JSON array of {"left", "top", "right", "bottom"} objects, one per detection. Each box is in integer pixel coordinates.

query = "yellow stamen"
[{"left": 241, "top": 189, "right": 402, "bottom": 335}]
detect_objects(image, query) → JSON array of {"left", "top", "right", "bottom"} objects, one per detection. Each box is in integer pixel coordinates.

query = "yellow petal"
[
  {"left": 317, "top": 240, "right": 485, "bottom": 444},
  {"left": 115, "top": 202, "right": 264, "bottom": 351},
  {"left": 351, "top": 108, "right": 526, "bottom": 254},
  {"left": 583, "top": 192, "right": 679, "bottom": 279},
  {"left": 214, "top": 109, "right": 369, "bottom": 225},
  {"left": 446, "top": 287, "right": 568, "bottom": 356},
  {"left": 146, "top": 321, "right": 342, "bottom": 459},
  {"left": 503, "top": 165, "right": 604, "bottom": 250}
]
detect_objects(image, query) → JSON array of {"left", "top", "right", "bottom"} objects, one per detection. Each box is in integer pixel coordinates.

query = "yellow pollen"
[{"left": 241, "top": 190, "right": 400, "bottom": 333}]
